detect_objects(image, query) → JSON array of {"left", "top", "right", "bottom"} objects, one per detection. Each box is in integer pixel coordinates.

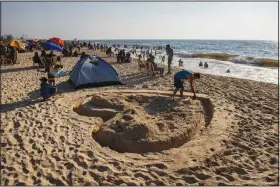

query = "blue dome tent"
[{"left": 69, "top": 55, "right": 123, "bottom": 89}]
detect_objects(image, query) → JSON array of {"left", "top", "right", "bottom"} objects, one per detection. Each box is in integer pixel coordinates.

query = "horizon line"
[
  {"left": 8, "top": 38, "right": 277, "bottom": 42},
  {"left": 69, "top": 39, "right": 277, "bottom": 41}
]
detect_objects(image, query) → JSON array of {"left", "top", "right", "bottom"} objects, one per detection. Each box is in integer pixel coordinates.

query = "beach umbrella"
[
  {"left": 41, "top": 41, "right": 63, "bottom": 51},
  {"left": 28, "top": 40, "right": 38, "bottom": 44},
  {"left": 49, "top": 37, "right": 64, "bottom": 47},
  {"left": 3, "top": 40, "right": 26, "bottom": 50},
  {"left": 25, "top": 41, "right": 34, "bottom": 47},
  {"left": 38, "top": 39, "right": 48, "bottom": 43}
]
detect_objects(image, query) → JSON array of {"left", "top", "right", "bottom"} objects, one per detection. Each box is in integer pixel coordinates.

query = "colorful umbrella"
[
  {"left": 25, "top": 41, "right": 34, "bottom": 47},
  {"left": 3, "top": 40, "right": 26, "bottom": 50},
  {"left": 49, "top": 37, "right": 64, "bottom": 47},
  {"left": 28, "top": 40, "right": 38, "bottom": 44},
  {"left": 39, "top": 39, "right": 48, "bottom": 43},
  {"left": 41, "top": 41, "right": 63, "bottom": 51}
]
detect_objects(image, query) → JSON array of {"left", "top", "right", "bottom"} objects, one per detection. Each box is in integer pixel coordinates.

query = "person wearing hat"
[
  {"left": 166, "top": 44, "right": 173, "bottom": 74},
  {"left": 40, "top": 77, "right": 54, "bottom": 101}
]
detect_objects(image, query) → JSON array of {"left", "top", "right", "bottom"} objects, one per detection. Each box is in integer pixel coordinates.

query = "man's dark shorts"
[
  {"left": 168, "top": 57, "right": 173, "bottom": 64},
  {"left": 174, "top": 78, "right": 184, "bottom": 89}
]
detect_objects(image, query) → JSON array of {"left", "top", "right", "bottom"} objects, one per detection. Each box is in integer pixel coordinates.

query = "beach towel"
[
  {"left": 54, "top": 69, "right": 67, "bottom": 77},
  {"left": 50, "top": 66, "right": 66, "bottom": 77}
]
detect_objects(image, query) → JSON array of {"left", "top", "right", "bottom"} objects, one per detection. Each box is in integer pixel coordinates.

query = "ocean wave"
[
  {"left": 227, "top": 56, "right": 263, "bottom": 65},
  {"left": 174, "top": 52, "right": 197, "bottom": 58},
  {"left": 173, "top": 52, "right": 278, "bottom": 67}
]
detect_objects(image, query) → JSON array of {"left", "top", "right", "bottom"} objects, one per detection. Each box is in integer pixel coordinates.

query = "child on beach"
[
  {"left": 40, "top": 77, "right": 55, "bottom": 101},
  {"left": 47, "top": 69, "right": 56, "bottom": 86},
  {"left": 172, "top": 69, "right": 200, "bottom": 99},
  {"left": 161, "top": 55, "right": 165, "bottom": 63},
  {"left": 178, "top": 59, "right": 183, "bottom": 67}
]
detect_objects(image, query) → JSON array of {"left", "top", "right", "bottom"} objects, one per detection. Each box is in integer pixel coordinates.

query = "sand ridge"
[{"left": 1, "top": 49, "right": 278, "bottom": 185}]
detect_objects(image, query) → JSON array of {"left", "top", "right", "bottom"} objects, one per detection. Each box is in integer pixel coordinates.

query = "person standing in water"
[
  {"left": 161, "top": 55, "right": 165, "bottom": 64},
  {"left": 172, "top": 69, "right": 201, "bottom": 99},
  {"left": 204, "top": 62, "right": 208, "bottom": 68},
  {"left": 166, "top": 44, "right": 173, "bottom": 74},
  {"left": 178, "top": 59, "right": 183, "bottom": 67}
]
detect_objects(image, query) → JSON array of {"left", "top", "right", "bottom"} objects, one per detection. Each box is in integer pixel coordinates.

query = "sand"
[{"left": 1, "top": 49, "right": 278, "bottom": 186}]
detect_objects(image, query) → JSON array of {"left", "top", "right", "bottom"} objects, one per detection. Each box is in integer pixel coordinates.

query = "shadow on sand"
[
  {"left": 120, "top": 73, "right": 158, "bottom": 87},
  {"left": 1, "top": 72, "right": 159, "bottom": 113},
  {"left": 1, "top": 99, "right": 43, "bottom": 113},
  {"left": 0, "top": 66, "right": 43, "bottom": 74}
]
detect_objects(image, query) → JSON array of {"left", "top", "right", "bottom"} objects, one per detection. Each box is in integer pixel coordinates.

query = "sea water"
[{"left": 85, "top": 40, "right": 278, "bottom": 84}]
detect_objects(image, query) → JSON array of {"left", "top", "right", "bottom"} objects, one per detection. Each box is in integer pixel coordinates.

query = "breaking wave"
[{"left": 174, "top": 52, "right": 278, "bottom": 67}]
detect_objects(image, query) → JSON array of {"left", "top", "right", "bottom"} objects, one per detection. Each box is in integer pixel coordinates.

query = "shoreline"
[{"left": 130, "top": 56, "right": 278, "bottom": 85}]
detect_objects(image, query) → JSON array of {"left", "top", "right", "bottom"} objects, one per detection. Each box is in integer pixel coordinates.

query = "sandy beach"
[{"left": 1, "top": 49, "right": 278, "bottom": 186}]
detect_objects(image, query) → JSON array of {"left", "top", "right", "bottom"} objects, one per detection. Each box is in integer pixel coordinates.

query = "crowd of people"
[
  {"left": 0, "top": 40, "right": 47, "bottom": 65},
  {"left": 1, "top": 38, "right": 203, "bottom": 100},
  {"left": 64, "top": 41, "right": 111, "bottom": 53},
  {"left": 0, "top": 45, "right": 18, "bottom": 64},
  {"left": 34, "top": 49, "right": 66, "bottom": 100},
  {"left": 116, "top": 49, "right": 132, "bottom": 63}
]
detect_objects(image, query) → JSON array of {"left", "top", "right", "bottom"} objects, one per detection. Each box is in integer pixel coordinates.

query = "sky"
[{"left": 1, "top": 2, "right": 278, "bottom": 40}]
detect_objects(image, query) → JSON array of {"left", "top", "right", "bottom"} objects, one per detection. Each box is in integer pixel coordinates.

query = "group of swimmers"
[
  {"left": 199, "top": 61, "right": 231, "bottom": 73},
  {"left": 199, "top": 61, "right": 208, "bottom": 68}
]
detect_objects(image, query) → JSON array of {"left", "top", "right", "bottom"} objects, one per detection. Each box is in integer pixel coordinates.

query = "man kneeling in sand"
[{"left": 172, "top": 70, "right": 200, "bottom": 99}]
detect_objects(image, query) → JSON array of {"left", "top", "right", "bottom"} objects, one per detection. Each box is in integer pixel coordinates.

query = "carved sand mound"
[{"left": 74, "top": 91, "right": 213, "bottom": 153}]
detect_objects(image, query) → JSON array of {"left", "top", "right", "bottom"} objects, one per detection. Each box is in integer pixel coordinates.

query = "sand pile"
[{"left": 74, "top": 93, "right": 209, "bottom": 153}]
